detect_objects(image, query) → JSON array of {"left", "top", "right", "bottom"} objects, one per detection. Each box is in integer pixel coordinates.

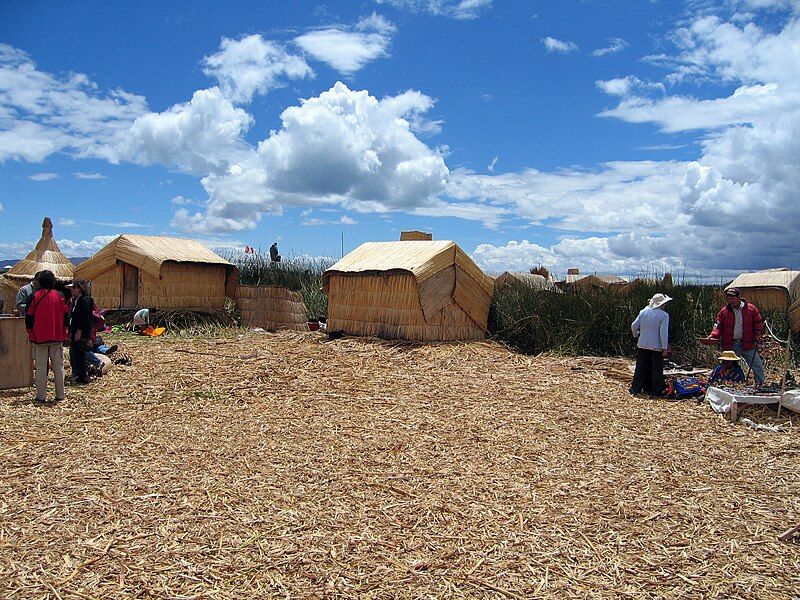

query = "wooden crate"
[{"left": 0, "top": 317, "right": 33, "bottom": 389}]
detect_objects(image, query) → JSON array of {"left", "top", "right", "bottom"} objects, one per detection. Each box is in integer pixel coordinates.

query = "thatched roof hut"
[
  {"left": 323, "top": 240, "right": 494, "bottom": 341},
  {"left": 495, "top": 272, "right": 558, "bottom": 292},
  {"left": 725, "top": 269, "right": 800, "bottom": 311},
  {"left": 557, "top": 268, "right": 628, "bottom": 292},
  {"left": 790, "top": 298, "right": 800, "bottom": 334},
  {"left": 74, "top": 235, "right": 238, "bottom": 310},
  {"left": 0, "top": 217, "right": 74, "bottom": 313},
  {"left": 573, "top": 274, "right": 628, "bottom": 291}
]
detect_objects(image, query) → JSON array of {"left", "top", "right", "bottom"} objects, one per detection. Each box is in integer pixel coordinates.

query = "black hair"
[{"left": 38, "top": 270, "right": 56, "bottom": 289}]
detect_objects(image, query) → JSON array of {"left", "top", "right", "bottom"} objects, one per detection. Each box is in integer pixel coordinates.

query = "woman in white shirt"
[{"left": 630, "top": 293, "right": 672, "bottom": 396}]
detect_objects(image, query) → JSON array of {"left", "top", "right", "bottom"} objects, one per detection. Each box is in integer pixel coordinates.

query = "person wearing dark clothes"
[
  {"left": 630, "top": 293, "right": 672, "bottom": 396},
  {"left": 68, "top": 279, "right": 94, "bottom": 384},
  {"left": 269, "top": 242, "right": 281, "bottom": 262},
  {"left": 25, "top": 270, "right": 69, "bottom": 403}
]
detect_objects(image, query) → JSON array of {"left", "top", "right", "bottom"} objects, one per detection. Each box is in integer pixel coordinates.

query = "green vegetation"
[
  {"left": 489, "top": 281, "right": 797, "bottom": 366},
  {"left": 227, "top": 252, "right": 333, "bottom": 319}
]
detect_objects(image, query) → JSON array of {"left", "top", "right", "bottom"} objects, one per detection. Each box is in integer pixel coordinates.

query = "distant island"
[{"left": 0, "top": 257, "right": 90, "bottom": 270}]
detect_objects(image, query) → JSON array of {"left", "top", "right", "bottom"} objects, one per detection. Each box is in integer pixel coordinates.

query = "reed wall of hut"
[
  {"left": 238, "top": 285, "right": 309, "bottom": 331},
  {"left": 326, "top": 272, "right": 486, "bottom": 341}
]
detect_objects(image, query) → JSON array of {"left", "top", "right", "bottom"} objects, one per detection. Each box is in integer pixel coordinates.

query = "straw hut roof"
[
  {"left": 75, "top": 235, "right": 233, "bottom": 280},
  {"left": 324, "top": 240, "right": 493, "bottom": 324},
  {"left": 726, "top": 269, "right": 800, "bottom": 298},
  {"left": 495, "top": 272, "right": 557, "bottom": 291},
  {"left": 586, "top": 274, "right": 629, "bottom": 285},
  {"left": 560, "top": 271, "right": 628, "bottom": 288},
  {"left": 2, "top": 217, "right": 74, "bottom": 284}
]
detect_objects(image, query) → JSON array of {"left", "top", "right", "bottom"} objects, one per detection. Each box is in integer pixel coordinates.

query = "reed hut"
[
  {"left": 324, "top": 240, "right": 494, "bottom": 341},
  {"left": 238, "top": 285, "right": 309, "bottom": 331},
  {"left": 790, "top": 298, "right": 800, "bottom": 334},
  {"left": 572, "top": 274, "right": 629, "bottom": 292},
  {"left": 73, "top": 235, "right": 238, "bottom": 310},
  {"left": 495, "top": 272, "right": 558, "bottom": 292},
  {"left": 0, "top": 217, "right": 74, "bottom": 313},
  {"left": 725, "top": 269, "right": 800, "bottom": 311}
]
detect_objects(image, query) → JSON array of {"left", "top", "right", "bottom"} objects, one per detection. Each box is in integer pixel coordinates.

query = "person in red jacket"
[
  {"left": 25, "top": 270, "right": 69, "bottom": 403},
  {"left": 708, "top": 287, "right": 765, "bottom": 384}
]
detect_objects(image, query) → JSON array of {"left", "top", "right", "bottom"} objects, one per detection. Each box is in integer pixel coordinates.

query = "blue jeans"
[
  {"left": 86, "top": 350, "right": 102, "bottom": 367},
  {"left": 734, "top": 341, "right": 765, "bottom": 384}
]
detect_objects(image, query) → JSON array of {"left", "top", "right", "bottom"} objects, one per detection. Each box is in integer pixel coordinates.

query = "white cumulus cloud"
[
  {"left": 175, "top": 82, "right": 452, "bottom": 233},
  {"left": 202, "top": 35, "right": 313, "bottom": 104},
  {"left": 294, "top": 13, "right": 396, "bottom": 74},
  {"left": 55, "top": 235, "right": 118, "bottom": 256},
  {"left": 118, "top": 87, "right": 254, "bottom": 175}
]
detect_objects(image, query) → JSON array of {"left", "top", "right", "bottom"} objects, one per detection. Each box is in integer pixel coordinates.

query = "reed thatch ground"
[{"left": 1, "top": 330, "right": 799, "bottom": 598}]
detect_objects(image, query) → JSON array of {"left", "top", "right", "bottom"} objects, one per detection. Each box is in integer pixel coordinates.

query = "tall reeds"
[
  {"left": 490, "top": 280, "right": 798, "bottom": 366},
  {"left": 225, "top": 251, "right": 332, "bottom": 319}
]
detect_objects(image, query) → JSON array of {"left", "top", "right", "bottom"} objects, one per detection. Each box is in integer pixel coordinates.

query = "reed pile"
[{"left": 1, "top": 331, "right": 799, "bottom": 597}]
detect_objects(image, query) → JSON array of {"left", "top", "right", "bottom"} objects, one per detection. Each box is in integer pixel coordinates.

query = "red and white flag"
[{"left": 244, "top": 245, "right": 254, "bottom": 254}]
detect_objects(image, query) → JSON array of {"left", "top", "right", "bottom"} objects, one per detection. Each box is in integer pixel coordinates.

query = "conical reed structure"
[{"left": 0, "top": 217, "right": 74, "bottom": 313}]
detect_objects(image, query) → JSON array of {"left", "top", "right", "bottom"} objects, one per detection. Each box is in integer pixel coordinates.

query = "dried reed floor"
[{"left": 1, "top": 331, "right": 799, "bottom": 598}]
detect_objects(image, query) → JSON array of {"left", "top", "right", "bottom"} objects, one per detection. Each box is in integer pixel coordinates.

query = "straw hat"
[
  {"left": 719, "top": 350, "right": 741, "bottom": 362},
  {"left": 648, "top": 293, "right": 673, "bottom": 308}
]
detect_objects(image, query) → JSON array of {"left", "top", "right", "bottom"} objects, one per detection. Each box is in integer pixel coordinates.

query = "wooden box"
[{"left": 0, "top": 317, "right": 34, "bottom": 389}]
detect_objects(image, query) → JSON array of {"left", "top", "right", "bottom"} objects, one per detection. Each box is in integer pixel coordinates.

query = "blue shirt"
[
  {"left": 631, "top": 306, "right": 669, "bottom": 351},
  {"left": 709, "top": 363, "right": 745, "bottom": 384}
]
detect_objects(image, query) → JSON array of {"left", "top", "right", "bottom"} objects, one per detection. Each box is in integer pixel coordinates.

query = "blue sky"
[{"left": 1, "top": 0, "right": 799, "bottom": 278}]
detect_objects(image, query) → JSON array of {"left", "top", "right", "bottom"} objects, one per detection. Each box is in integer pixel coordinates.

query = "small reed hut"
[
  {"left": 495, "top": 272, "right": 558, "bottom": 292},
  {"left": 0, "top": 217, "right": 74, "bottom": 313},
  {"left": 73, "top": 235, "right": 238, "bottom": 310},
  {"left": 324, "top": 240, "right": 494, "bottom": 341},
  {"left": 725, "top": 269, "right": 800, "bottom": 311},
  {"left": 238, "top": 285, "right": 309, "bottom": 331},
  {"left": 558, "top": 268, "right": 628, "bottom": 292}
]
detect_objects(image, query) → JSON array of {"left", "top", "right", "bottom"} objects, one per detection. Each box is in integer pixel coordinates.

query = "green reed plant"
[
  {"left": 490, "top": 280, "right": 798, "bottom": 366},
  {"left": 224, "top": 251, "right": 333, "bottom": 319}
]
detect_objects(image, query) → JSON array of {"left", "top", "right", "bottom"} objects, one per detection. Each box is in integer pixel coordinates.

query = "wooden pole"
[{"left": 777, "top": 334, "right": 792, "bottom": 418}]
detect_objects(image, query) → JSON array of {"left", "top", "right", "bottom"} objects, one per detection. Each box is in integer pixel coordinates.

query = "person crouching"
[{"left": 630, "top": 293, "right": 672, "bottom": 396}]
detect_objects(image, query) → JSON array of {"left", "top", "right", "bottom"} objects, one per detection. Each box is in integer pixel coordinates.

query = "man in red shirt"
[
  {"left": 708, "top": 287, "right": 765, "bottom": 384},
  {"left": 25, "top": 270, "right": 69, "bottom": 403}
]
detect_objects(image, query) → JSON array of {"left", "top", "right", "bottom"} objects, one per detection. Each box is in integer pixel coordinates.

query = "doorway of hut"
[{"left": 121, "top": 263, "right": 139, "bottom": 308}]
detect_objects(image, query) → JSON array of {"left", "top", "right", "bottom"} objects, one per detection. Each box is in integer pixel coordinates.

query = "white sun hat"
[{"left": 648, "top": 293, "right": 673, "bottom": 308}]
